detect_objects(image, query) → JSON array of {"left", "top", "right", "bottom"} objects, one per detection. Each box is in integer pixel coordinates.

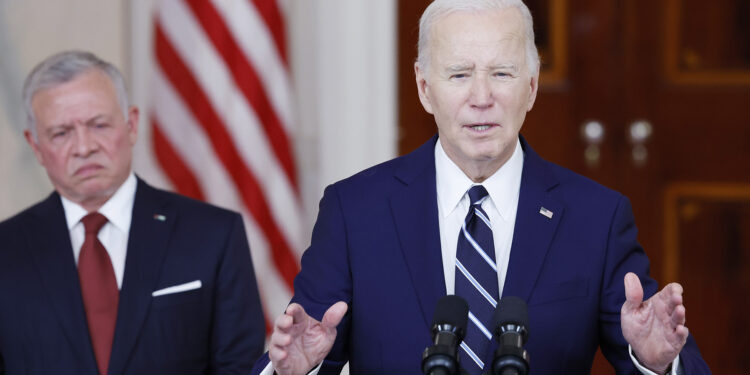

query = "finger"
[
  {"left": 269, "top": 345, "right": 288, "bottom": 363},
  {"left": 660, "top": 283, "right": 683, "bottom": 301},
  {"left": 675, "top": 325, "right": 689, "bottom": 342},
  {"left": 670, "top": 289, "right": 683, "bottom": 307},
  {"left": 670, "top": 282, "right": 684, "bottom": 295},
  {"left": 270, "top": 329, "right": 293, "bottom": 348},
  {"left": 270, "top": 336, "right": 289, "bottom": 354},
  {"left": 670, "top": 304, "right": 686, "bottom": 327},
  {"left": 285, "top": 303, "right": 309, "bottom": 324},
  {"left": 623, "top": 272, "right": 644, "bottom": 310},
  {"left": 670, "top": 284, "right": 684, "bottom": 309},
  {"left": 321, "top": 301, "right": 349, "bottom": 329},
  {"left": 658, "top": 283, "right": 684, "bottom": 315},
  {"left": 274, "top": 312, "right": 294, "bottom": 333}
]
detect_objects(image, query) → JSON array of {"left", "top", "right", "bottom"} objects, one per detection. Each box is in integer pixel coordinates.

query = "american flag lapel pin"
[
  {"left": 153, "top": 214, "right": 166, "bottom": 222},
  {"left": 539, "top": 207, "right": 553, "bottom": 219}
]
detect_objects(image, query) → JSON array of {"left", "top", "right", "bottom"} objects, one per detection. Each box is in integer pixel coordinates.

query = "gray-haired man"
[
  {"left": 253, "top": 1, "right": 710, "bottom": 374},
  {"left": 0, "top": 50, "right": 266, "bottom": 374}
]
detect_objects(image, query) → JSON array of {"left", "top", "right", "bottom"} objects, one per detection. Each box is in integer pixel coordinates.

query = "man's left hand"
[{"left": 621, "top": 272, "right": 689, "bottom": 374}]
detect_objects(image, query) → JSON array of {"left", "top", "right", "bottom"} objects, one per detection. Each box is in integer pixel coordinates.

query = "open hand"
[
  {"left": 269, "top": 302, "right": 348, "bottom": 375},
  {"left": 621, "top": 272, "right": 688, "bottom": 374}
]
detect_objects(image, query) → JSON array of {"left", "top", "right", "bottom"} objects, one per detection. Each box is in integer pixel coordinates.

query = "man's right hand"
[{"left": 269, "top": 301, "right": 348, "bottom": 375}]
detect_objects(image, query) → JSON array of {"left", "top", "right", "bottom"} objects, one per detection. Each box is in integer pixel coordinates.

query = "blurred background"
[{"left": 1, "top": 1, "right": 748, "bottom": 373}]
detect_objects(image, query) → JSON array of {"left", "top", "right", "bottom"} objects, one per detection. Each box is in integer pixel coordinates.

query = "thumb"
[
  {"left": 321, "top": 301, "right": 348, "bottom": 329},
  {"left": 623, "top": 272, "right": 644, "bottom": 310}
]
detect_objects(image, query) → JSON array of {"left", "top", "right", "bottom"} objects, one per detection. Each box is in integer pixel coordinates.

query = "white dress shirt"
[
  {"left": 435, "top": 138, "right": 522, "bottom": 296},
  {"left": 61, "top": 172, "right": 136, "bottom": 289},
  {"left": 264, "top": 140, "right": 679, "bottom": 375}
]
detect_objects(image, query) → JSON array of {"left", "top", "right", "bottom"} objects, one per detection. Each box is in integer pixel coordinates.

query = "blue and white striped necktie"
[{"left": 455, "top": 185, "right": 498, "bottom": 374}]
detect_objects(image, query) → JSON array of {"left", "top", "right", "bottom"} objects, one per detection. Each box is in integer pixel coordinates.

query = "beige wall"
[{"left": 0, "top": 0, "right": 127, "bottom": 220}]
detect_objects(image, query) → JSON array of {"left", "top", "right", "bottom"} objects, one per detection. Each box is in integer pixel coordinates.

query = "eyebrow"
[
  {"left": 45, "top": 114, "right": 108, "bottom": 133},
  {"left": 445, "top": 64, "right": 474, "bottom": 73},
  {"left": 490, "top": 63, "right": 519, "bottom": 72},
  {"left": 85, "top": 114, "right": 108, "bottom": 125},
  {"left": 444, "top": 63, "right": 520, "bottom": 74},
  {"left": 45, "top": 123, "right": 74, "bottom": 135}
]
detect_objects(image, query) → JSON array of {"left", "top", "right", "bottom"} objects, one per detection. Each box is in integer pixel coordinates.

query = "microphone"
[
  {"left": 422, "top": 295, "right": 469, "bottom": 375},
  {"left": 491, "top": 296, "right": 530, "bottom": 375}
]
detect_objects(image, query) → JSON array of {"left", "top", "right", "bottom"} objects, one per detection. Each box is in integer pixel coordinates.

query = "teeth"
[{"left": 472, "top": 125, "right": 491, "bottom": 131}]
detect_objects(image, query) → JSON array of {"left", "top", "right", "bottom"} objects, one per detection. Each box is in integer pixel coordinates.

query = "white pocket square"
[{"left": 152, "top": 280, "right": 202, "bottom": 297}]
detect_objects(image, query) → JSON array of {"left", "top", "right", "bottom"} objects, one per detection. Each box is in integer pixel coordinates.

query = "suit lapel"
[
  {"left": 386, "top": 135, "right": 563, "bottom": 333},
  {"left": 108, "top": 179, "right": 175, "bottom": 375},
  {"left": 389, "top": 136, "right": 446, "bottom": 330},
  {"left": 27, "top": 193, "right": 99, "bottom": 374},
  {"left": 502, "top": 138, "right": 564, "bottom": 301}
]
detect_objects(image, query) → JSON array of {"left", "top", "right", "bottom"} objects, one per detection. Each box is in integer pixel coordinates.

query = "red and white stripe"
[{"left": 151, "top": 0, "right": 303, "bottom": 333}]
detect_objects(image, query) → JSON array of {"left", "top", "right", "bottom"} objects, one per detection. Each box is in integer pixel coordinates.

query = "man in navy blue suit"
[
  {"left": 255, "top": 0, "right": 709, "bottom": 374},
  {"left": 0, "top": 51, "right": 265, "bottom": 374}
]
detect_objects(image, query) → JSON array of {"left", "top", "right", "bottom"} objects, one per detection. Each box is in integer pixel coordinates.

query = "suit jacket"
[
  {"left": 0, "top": 178, "right": 265, "bottom": 375},
  {"left": 253, "top": 135, "right": 709, "bottom": 374}
]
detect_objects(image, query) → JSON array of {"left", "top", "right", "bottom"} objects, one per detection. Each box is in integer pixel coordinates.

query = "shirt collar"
[
  {"left": 60, "top": 172, "right": 137, "bottom": 234},
  {"left": 435, "top": 138, "right": 524, "bottom": 220}
]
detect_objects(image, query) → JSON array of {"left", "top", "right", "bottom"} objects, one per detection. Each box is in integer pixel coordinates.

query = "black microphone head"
[
  {"left": 492, "top": 296, "right": 529, "bottom": 335},
  {"left": 492, "top": 297, "right": 531, "bottom": 374},
  {"left": 423, "top": 296, "right": 468, "bottom": 374},
  {"left": 432, "top": 295, "right": 469, "bottom": 335}
]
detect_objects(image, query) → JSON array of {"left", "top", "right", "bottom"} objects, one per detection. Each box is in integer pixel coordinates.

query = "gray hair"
[
  {"left": 22, "top": 50, "right": 129, "bottom": 139},
  {"left": 417, "top": 0, "right": 540, "bottom": 75}
]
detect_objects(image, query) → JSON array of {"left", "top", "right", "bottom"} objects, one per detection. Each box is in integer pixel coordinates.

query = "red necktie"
[{"left": 78, "top": 212, "right": 119, "bottom": 375}]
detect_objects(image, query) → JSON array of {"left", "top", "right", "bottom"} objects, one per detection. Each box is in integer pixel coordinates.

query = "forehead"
[
  {"left": 31, "top": 69, "right": 120, "bottom": 126},
  {"left": 429, "top": 7, "right": 527, "bottom": 67}
]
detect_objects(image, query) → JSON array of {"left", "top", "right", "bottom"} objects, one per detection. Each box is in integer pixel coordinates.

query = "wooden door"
[
  {"left": 618, "top": 2, "right": 750, "bottom": 374},
  {"left": 397, "top": 1, "right": 750, "bottom": 373}
]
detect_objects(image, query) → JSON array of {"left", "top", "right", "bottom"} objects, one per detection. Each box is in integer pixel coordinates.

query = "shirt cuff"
[
  {"left": 261, "top": 362, "right": 324, "bottom": 375},
  {"left": 629, "top": 345, "right": 682, "bottom": 375},
  {"left": 260, "top": 363, "right": 274, "bottom": 375}
]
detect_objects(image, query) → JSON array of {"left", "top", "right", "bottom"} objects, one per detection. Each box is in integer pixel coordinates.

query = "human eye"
[
  {"left": 449, "top": 72, "right": 470, "bottom": 81},
  {"left": 51, "top": 129, "right": 69, "bottom": 139},
  {"left": 45, "top": 128, "right": 70, "bottom": 145}
]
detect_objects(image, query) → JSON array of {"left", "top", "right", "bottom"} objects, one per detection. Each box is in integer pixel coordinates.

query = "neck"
[
  {"left": 79, "top": 197, "right": 110, "bottom": 213},
  {"left": 448, "top": 147, "right": 515, "bottom": 183},
  {"left": 457, "top": 162, "right": 502, "bottom": 183},
  {"left": 68, "top": 191, "right": 114, "bottom": 213}
]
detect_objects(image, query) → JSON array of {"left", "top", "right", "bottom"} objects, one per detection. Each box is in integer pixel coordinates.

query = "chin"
[
  {"left": 469, "top": 144, "right": 503, "bottom": 158},
  {"left": 80, "top": 180, "right": 116, "bottom": 196}
]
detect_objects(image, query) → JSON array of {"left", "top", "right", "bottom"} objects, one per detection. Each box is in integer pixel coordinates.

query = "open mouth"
[{"left": 465, "top": 123, "right": 498, "bottom": 132}]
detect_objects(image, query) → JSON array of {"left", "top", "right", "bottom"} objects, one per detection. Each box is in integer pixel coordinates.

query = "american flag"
[{"left": 150, "top": 0, "right": 303, "bottom": 332}]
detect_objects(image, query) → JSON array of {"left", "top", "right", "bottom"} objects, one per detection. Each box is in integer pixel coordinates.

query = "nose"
[
  {"left": 72, "top": 126, "right": 99, "bottom": 157},
  {"left": 469, "top": 75, "right": 493, "bottom": 110}
]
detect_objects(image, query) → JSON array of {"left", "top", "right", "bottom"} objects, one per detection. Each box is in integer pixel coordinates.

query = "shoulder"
[
  {"left": 0, "top": 207, "right": 32, "bottom": 233},
  {"left": 328, "top": 136, "right": 436, "bottom": 196},
  {"left": 333, "top": 156, "right": 404, "bottom": 190},
  {"left": 521, "top": 140, "right": 627, "bottom": 217},
  {"left": 548, "top": 162, "right": 624, "bottom": 202},
  {"left": 0, "top": 193, "right": 58, "bottom": 235}
]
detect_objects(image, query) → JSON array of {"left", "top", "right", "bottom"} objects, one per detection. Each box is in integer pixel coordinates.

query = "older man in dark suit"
[
  {"left": 253, "top": 1, "right": 711, "bottom": 374},
  {"left": 0, "top": 50, "right": 265, "bottom": 374}
]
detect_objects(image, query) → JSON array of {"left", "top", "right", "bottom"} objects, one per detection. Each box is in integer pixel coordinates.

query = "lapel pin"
[
  {"left": 153, "top": 214, "right": 166, "bottom": 221},
  {"left": 539, "top": 207, "right": 553, "bottom": 219}
]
